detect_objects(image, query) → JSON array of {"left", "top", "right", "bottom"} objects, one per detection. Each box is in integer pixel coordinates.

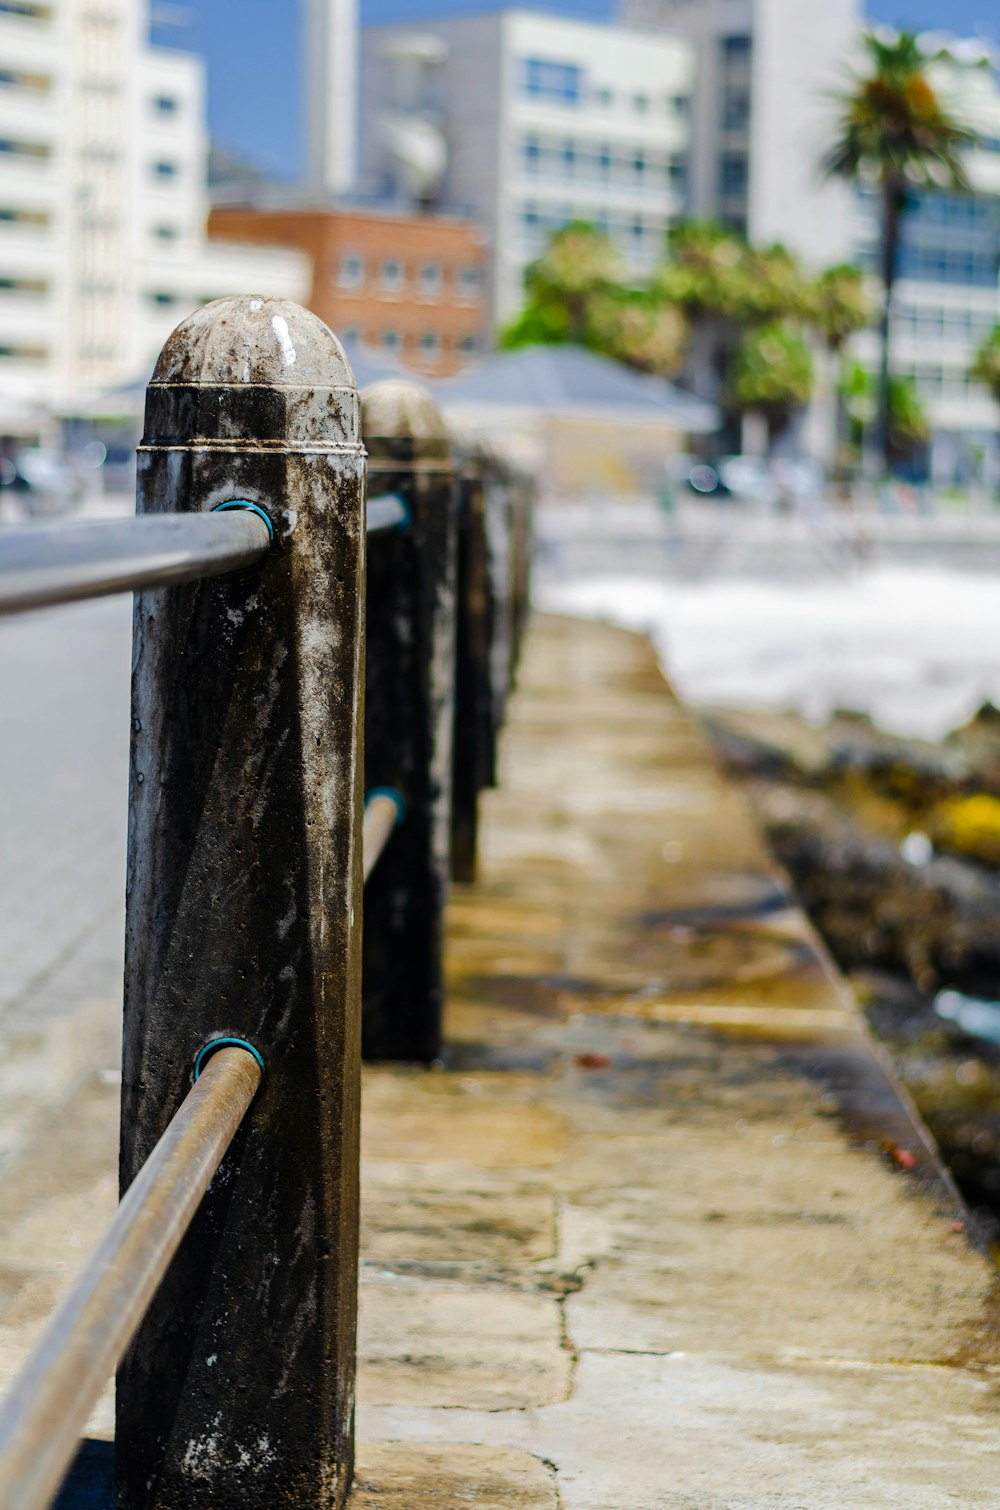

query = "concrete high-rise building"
[
  {"left": 304, "top": 0, "right": 358, "bottom": 197},
  {"left": 621, "top": 0, "right": 860, "bottom": 268},
  {"left": 0, "top": 0, "right": 307, "bottom": 429},
  {"left": 361, "top": 9, "right": 696, "bottom": 325}
]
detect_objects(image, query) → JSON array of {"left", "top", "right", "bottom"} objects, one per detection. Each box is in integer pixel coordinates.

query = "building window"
[
  {"left": 633, "top": 150, "right": 646, "bottom": 179},
  {"left": 0, "top": 274, "right": 46, "bottom": 293},
  {"left": 0, "top": 341, "right": 47, "bottom": 358},
  {"left": 0, "top": 1, "right": 52, "bottom": 17},
  {"left": 418, "top": 261, "right": 442, "bottom": 296},
  {"left": 594, "top": 86, "right": 613, "bottom": 107},
  {"left": 721, "top": 35, "right": 752, "bottom": 62},
  {"left": 147, "top": 290, "right": 179, "bottom": 306},
  {"left": 152, "top": 223, "right": 180, "bottom": 242},
  {"left": 522, "top": 134, "right": 540, "bottom": 173},
  {"left": 0, "top": 138, "right": 50, "bottom": 159},
  {"left": 0, "top": 205, "right": 49, "bottom": 226},
  {"left": 0, "top": 68, "right": 50, "bottom": 92},
  {"left": 153, "top": 94, "right": 179, "bottom": 115},
  {"left": 598, "top": 144, "right": 612, "bottom": 179},
  {"left": 381, "top": 329, "right": 400, "bottom": 351},
  {"left": 633, "top": 93, "right": 649, "bottom": 114},
  {"left": 562, "top": 141, "right": 576, "bottom": 176},
  {"left": 722, "top": 89, "right": 750, "bottom": 132},
  {"left": 338, "top": 253, "right": 364, "bottom": 289},
  {"left": 152, "top": 159, "right": 179, "bottom": 179},
  {"left": 419, "top": 331, "right": 440, "bottom": 354},
  {"left": 671, "top": 94, "right": 689, "bottom": 117},
  {"left": 457, "top": 265, "right": 482, "bottom": 298},
  {"left": 719, "top": 152, "right": 748, "bottom": 199},
  {"left": 379, "top": 258, "right": 404, "bottom": 293},
  {"left": 520, "top": 57, "right": 583, "bottom": 106},
  {"left": 668, "top": 159, "right": 687, "bottom": 195}
]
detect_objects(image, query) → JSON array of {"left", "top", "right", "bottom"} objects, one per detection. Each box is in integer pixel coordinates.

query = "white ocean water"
[{"left": 539, "top": 567, "right": 1000, "bottom": 740}]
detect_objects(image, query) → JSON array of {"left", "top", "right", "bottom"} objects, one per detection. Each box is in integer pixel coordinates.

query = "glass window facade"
[{"left": 519, "top": 57, "right": 583, "bottom": 106}]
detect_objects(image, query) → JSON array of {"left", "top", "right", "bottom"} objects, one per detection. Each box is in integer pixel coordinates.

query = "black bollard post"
[
  {"left": 118, "top": 298, "right": 366, "bottom": 1509},
  {"left": 361, "top": 380, "right": 457, "bottom": 1062},
  {"left": 450, "top": 437, "right": 496, "bottom": 884}
]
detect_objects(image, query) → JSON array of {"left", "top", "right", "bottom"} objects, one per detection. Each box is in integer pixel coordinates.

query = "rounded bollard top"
[
  {"left": 143, "top": 297, "right": 362, "bottom": 451},
  {"left": 151, "top": 296, "right": 356, "bottom": 390},
  {"left": 361, "top": 379, "right": 451, "bottom": 466}
]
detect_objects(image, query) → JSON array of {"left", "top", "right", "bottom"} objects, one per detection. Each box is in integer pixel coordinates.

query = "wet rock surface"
[{"left": 706, "top": 701, "right": 1000, "bottom": 1251}]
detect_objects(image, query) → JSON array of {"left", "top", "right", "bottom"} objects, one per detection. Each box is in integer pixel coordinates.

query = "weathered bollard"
[
  {"left": 450, "top": 436, "right": 498, "bottom": 884},
  {"left": 361, "top": 381, "right": 457, "bottom": 1061},
  {"left": 119, "top": 298, "right": 365, "bottom": 1508}
]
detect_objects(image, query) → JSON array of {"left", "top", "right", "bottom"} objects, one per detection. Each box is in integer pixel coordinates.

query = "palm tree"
[
  {"left": 972, "top": 327, "right": 1000, "bottom": 490},
  {"left": 823, "top": 31, "right": 973, "bottom": 472}
]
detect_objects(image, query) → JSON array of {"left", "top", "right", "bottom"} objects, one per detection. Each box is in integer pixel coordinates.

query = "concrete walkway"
[{"left": 1, "top": 611, "right": 999, "bottom": 1505}]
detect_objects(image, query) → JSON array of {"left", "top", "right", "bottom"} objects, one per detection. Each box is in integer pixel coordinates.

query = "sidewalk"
[{"left": 1, "top": 610, "right": 999, "bottom": 1506}]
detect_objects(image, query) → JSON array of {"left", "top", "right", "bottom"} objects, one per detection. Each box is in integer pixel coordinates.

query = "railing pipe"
[
  {"left": 361, "top": 380, "right": 457, "bottom": 1062},
  {"left": 119, "top": 296, "right": 366, "bottom": 1509},
  {"left": 366, "top": 493, "right": 409, "bottom": 534},
  {"left": 0, "top": 510, "right": 271, "bottom": 618},
  {"left": 449, "top": 437, "right": 496, "bottom": 884},
  {"left": 362, "top": 789, "right": 404, "bottom": 883},
  {"left": 0, "top": 1046, "right": 261, "bottom": 1510}
]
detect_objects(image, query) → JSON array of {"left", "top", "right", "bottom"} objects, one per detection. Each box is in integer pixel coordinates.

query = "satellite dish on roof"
[{"left": 379, "top": 113, "right": 447, "bottom": 203}]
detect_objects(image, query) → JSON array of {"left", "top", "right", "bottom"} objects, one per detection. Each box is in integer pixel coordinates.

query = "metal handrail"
[
  {"left": 367, "top": 494, "right": 408, "bottom": 534},
  {"left": 0, "top": 511, "right": 272, "bottom": 617},
  {"left": 363, "top": 788, "right": 405, "bottom": 882},
  {"left": 0, "top": 1045, "right": 262, "bottom": 1510}
]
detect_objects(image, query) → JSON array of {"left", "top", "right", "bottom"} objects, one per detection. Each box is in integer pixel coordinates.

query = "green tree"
[
  {"left": 729, "top": 322, "right": 815, "bottom": 446},
  {"left": 842, "top": 360, "right": 929, "bottom": 461},
  {"left": 501, "top": 223, "right": 685, "bottom": 376},
  {"left": 972, "top": 326, "right": 1000, "bottom": 488},
  {"left": 972, "top": 325, "right": 1000, "bottom": 403},
  {"left": 500, "top": 222, "right": 626, "bottom": 350},
  {"left": 823, "top": 31, "right": 972, "bottom": 472}
]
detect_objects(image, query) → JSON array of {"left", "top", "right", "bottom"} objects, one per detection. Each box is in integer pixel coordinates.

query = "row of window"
[
  {"left": 905, "top": 365, "right": 996, "bottom": 400},
  {"left": 896, "top": 306, "right": 999, "bottom": 343},
  {"left": 518, "top": 56, "right": 688, "bottom": 118},
  {"left": 337, "top": 254, "right": 482, "bottom": 299},
  {"left": 341, "top": 327, "right": 479, "bottom": 359},
  {"left": 519, "top": 134, "right": 687, "bottom": 194},
  {"left": 0, "top": 2, "right": 51, "bottom": 20},
  {"left": 0, "top": 205, "right": 183, "bottom": 241},
  {"left": 0, "top": 137, "right": 182, "bottom": 182},
  {"left": 518, "top": 201, "right": 667, "bottom": 248},
  {"left": 897, "top": 244, "right": 999, "bottom": 289}
]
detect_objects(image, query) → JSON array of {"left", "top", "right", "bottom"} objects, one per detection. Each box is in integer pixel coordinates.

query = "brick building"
[{"left": 208, "top": 204, "right": 489, "bottom": 377}]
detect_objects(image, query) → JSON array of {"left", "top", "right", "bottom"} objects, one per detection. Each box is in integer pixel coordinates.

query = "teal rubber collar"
[
  {"left": 212, "top": 500, "right": 274, "bottom": 542},
  {"left": 193, "top": 1036, "right": 266, "bottom": 1081}
]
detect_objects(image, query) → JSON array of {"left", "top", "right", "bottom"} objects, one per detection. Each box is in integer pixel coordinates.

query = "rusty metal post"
[
  {"left": 118, "top": 297, "right": 366, "bottom": 1509},
  {"left": 361, "top": 380, "right": 457, "bottom": 1062},
  {"left": 449, "top": 438, "right": 496, "bottom": 884}
]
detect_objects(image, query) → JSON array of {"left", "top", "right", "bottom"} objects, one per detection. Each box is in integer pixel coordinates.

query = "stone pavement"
[{"left": 2, "top": 607, "right": 1000, "bottom": 1505}]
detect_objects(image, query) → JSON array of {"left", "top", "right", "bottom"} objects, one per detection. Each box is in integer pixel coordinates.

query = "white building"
[
  {"left": 361, "top": 9, "right": 696, "bottom": 325},
  {"left": 621, "top": 0, "right": 860, "bottom": 268},
  {"left": 0, "top": 0, "right": 307, "bottom": 431}
]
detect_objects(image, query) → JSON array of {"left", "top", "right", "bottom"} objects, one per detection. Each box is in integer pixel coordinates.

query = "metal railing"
[{"left": 0, "top": 295, "right": 533, "bottom": 1510}]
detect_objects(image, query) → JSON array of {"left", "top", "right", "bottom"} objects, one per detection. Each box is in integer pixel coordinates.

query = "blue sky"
[{"left": 161, "top": 0, "right": 997, "bottom": 180}]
